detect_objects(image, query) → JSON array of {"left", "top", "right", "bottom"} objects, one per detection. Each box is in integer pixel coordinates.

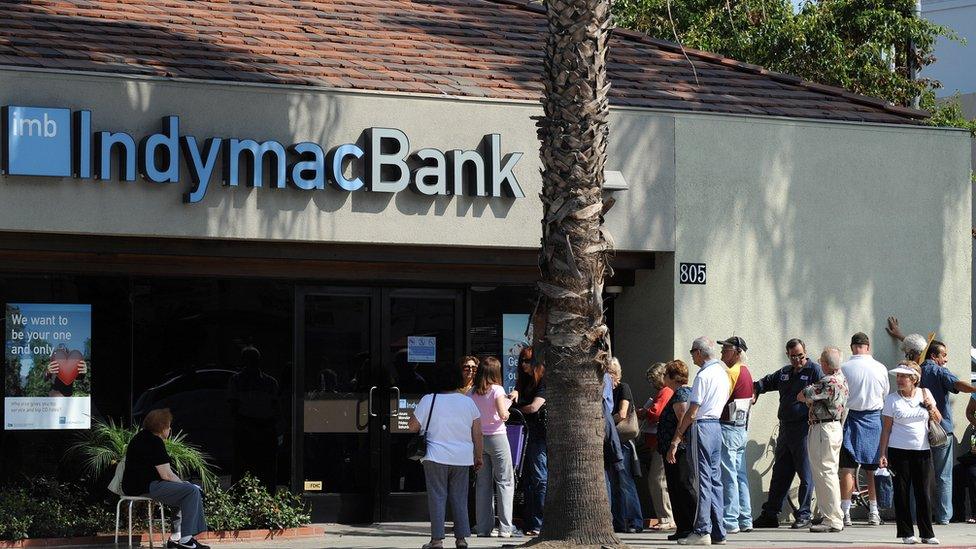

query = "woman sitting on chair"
[{"left": 122, "top": 408, "right": 210, "bottom": 549}]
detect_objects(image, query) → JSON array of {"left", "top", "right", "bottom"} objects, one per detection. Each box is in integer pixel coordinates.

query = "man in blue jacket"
[{"left": 752, "top": 338, "right": 823, "bottom": 529}]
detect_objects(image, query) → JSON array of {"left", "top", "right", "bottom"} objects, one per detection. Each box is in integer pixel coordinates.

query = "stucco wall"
[
  {"left": 613, "top": 256, "right": 676, "bottom": 406},
  {"left": 0, "top": 68, "right": 673, "bottom": 253},
  {"left": 669, "top": 113, "right": 972, "bottom": 508}
]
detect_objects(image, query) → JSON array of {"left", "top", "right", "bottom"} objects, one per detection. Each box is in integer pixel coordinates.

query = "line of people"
[
  {"left": 410, "top": 326, "right": 975, "bottom": 548},
  {"left": 655, "top": 331, "right": 976, "bottom": 546}
]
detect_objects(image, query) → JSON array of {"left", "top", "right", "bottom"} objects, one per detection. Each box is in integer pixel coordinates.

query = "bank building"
[{"left": 0, "top": 0, "right": 970, "bottom": 521}]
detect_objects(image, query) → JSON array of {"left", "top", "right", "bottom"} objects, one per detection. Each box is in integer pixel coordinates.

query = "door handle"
[
  {"left": 390, "top": 386, "right": 401, "bottom": 415},
  {"left": 368, "top": 386, "right": 378, "bottom": 417}
]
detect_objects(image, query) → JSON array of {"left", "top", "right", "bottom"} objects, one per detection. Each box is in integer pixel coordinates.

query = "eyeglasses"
[
  {"left": 788, "top": 354, "right": 805, "bottom": 360},
  {"left": 689, "top": 348, "right": 699, "bottom": 355},
  {"left": 462, "top": 365, "right": 477, "bottom": 371}
]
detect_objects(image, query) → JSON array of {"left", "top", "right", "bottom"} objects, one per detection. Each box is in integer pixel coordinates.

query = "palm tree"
[{"left": 532, "top": 0, "right": 621, "bottom": 546}]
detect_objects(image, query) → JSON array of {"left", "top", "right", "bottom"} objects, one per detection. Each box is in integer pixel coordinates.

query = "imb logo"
[{"left": 2, "top": 106, "right": 71, "bottom": 177}]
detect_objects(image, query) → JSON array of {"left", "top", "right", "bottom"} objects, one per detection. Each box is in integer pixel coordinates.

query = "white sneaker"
[
  {"left": 843, "top": 514, "right": 853, "bottom": 527},
  {"left": 867, "top": 512, "right": 882, "bottom": 525},
  {"left": 903, "top": 537, "right": 920, "bottom": 544},
  {"left": 499, "top": 531, "right": 514, "bottom": 538},
  {"left": 921, "top": 538, "right": 940, "bottom": 545},
  {"left": 677, "top": 533, "right": 712, "bottom": 546}
]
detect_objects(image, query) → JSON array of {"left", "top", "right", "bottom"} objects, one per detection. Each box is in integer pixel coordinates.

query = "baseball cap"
[
  {"left": 851, "top": 332, "right": 870, "bottom": 346},
  {"left": 717, "top": 336, "right": 747, "bottom": 352}
]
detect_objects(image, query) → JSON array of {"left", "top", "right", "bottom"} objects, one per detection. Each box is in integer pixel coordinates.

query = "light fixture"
[{"left": 604, "top": 170, "right": 628, "bottom": 192}]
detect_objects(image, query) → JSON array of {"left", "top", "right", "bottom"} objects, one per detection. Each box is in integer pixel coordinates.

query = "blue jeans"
[
  {"left": 523, "top": 436, "right": 547, "bottom": 532},
  {"left": 609, "top": 441, "right": 644, "bottom": 531},
  {"left": 692, "top": 420, "right": 726, "bottom": 540},
  {"left": 148, "top": 481, "right": 207, "bottom": 537},
  {"left": 931, "top": 438, "right": 954, "bottom": 523},
  {"left": 720, "top": 424, "right": 752, "bottom": 530}
]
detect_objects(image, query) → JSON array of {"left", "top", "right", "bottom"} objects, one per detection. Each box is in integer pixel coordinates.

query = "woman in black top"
[
  {"left": 122, "top": 409, "right": 210, "bottom": 549},
  {"left": 509, "top": 347, "right": 546, "bottom": 536},
  {"left": 608, "top": 358, "right": 644, "bottom": 533},
  {"left": 659, "top": 359, "right": 696, "bottom": 541}
]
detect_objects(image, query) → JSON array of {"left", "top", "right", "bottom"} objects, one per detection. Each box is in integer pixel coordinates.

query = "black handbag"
[{"left": 407, "top": 393, "right": 436, "bottom": 461}]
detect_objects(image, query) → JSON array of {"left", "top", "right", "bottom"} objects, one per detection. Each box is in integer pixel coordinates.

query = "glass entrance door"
[{"left": 296, "top": 287, "right": 461, "bottom": 523}]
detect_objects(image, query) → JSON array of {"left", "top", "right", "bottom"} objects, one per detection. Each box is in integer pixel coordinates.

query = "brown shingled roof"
[{"left": 0, "top": 0, "right": 928, "bottom": 124}]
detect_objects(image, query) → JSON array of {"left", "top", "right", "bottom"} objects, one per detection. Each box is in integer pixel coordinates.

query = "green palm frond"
[
  {"left": 67, "top": 418, "right": 137, "bottom": 477},
  {"left": 165, "top": 431, "right": 218, "bottom": 492},
  {"left": 69, "top": 420, "right": 218, "bottom": 491}
]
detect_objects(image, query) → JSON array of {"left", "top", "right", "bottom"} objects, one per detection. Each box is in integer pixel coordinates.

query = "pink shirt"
[{"left": 469, "top": 384, "right": 509, "bottom": 435}]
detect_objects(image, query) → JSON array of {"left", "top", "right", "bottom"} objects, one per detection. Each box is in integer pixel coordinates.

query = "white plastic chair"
[{"left": 114, "top": 495, "right": 166, "bottom": 548}]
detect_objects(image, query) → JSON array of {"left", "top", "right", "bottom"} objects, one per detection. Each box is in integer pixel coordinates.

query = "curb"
[{"left": 0, "top": 526, "right": 325, "bottom": 547}]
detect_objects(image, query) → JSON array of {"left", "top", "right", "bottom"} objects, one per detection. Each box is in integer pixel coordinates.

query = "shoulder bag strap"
[{"left": 423, "top": 393, "right": 437, "bottom": 434}]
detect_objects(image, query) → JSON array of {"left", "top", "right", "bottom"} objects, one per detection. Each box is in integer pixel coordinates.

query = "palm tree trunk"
[{"left": 532, "top": 0, "right": 621, "bottom": 545}]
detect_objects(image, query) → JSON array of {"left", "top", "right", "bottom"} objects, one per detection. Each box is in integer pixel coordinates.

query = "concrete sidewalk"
[{"left": 205, "top": 522, "right": 976, "bottom": 548}]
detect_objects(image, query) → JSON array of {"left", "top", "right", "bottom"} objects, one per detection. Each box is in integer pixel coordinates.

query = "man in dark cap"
[
  {"left": 752, "top": 338, "right": 823, "bottom": 529},
  {"left": 717, "top": 336, "right": 755, "bottom": 534},
  {"left": 838, "top": 332, "right": 888, "bottom": 526}
]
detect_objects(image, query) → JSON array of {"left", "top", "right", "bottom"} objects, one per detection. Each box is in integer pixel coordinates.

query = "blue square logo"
[{"left": 4, "top": 106, "right": 71, "bottom": 177}]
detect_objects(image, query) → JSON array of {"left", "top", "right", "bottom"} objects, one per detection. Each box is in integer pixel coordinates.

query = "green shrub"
[
  {"left": 69, "top": 419, "right": 218, "bottom": 491},
  {"left": 0, "top": 488, "right": 32, "bottom": 540},
  {"left": 0, "top": 479, "right": 113, "bottom": 541},
  {"left": 204, "top": 474, "right": 310, "bottom": 532}
]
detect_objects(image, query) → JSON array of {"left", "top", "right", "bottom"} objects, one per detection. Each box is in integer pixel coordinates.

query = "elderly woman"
[
  {"left": 656, "top": 359, "right": 695, "bottom": 541},
  {"left": 409, "top": 364, "right": 484, "bottom": 549},
  {"left": 608, "top": 358, "right": 644, "bottom": 533},
  {"left": 121, "top": 408, "right": 210, "bottom": 549},
  {"left": 879, "top": 360, "right": 943, "bottom": 545},
  {"left": 638, "top": 362, "right": 674, "bottom": 531}
]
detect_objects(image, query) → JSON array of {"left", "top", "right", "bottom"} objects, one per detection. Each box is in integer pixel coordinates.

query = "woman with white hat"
[{"left": 878, "top": 360, "right": 943, "bottom": 545}]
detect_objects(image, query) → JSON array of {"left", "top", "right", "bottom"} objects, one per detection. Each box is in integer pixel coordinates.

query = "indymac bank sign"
[{"left": 0, "top": 106, "right": 525, "bottom": 203}]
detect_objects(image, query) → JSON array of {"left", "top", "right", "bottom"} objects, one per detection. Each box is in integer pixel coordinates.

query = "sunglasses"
[{"left": 789, "top": 354, "right": 805, "bottom": 360}]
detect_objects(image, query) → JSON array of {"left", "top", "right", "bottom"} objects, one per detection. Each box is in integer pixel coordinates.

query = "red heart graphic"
[{"left": 58, "top": 352, "right": 80, "bottom": 386}]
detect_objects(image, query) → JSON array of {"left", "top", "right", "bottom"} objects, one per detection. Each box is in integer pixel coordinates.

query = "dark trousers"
[
  {"left": 608, "top": 441, "right": 643, "bottom": 531},
  {"left": 663, "top": 449, "right": 695, "bottom": 534},
  {"left": 952, "top": 461, "right": 976, "bottom": 521},
  {"left": 761, "top": 422, "right": 812, "bottom": 521},
  {"left": 889, "top": 447, "right": 934, "bottom": 539}
]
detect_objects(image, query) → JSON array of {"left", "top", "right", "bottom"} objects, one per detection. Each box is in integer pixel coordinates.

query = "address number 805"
[{"left": 679, "top": 263, "right": 706, "bottom": 285}]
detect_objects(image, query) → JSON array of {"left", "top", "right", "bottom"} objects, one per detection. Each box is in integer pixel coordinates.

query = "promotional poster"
[
  {"left": 4, "top": 303, "right": 92, "bottom": 430},
  {"left": 501, "top": 313, "right": 530, "bottom": 393}
]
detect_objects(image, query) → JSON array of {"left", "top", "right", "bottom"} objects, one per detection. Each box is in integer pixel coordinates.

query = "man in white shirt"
[
  {"left": 839, "top": 332, "right": 889, "bottom": 527},
  {"left": 669, "top": 337, "right": 731, "bottom": 546}
]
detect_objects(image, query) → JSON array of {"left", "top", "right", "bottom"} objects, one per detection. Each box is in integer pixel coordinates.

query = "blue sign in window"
[{"left": 4, "top": 106, "right": 71, "bottom": 177}]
